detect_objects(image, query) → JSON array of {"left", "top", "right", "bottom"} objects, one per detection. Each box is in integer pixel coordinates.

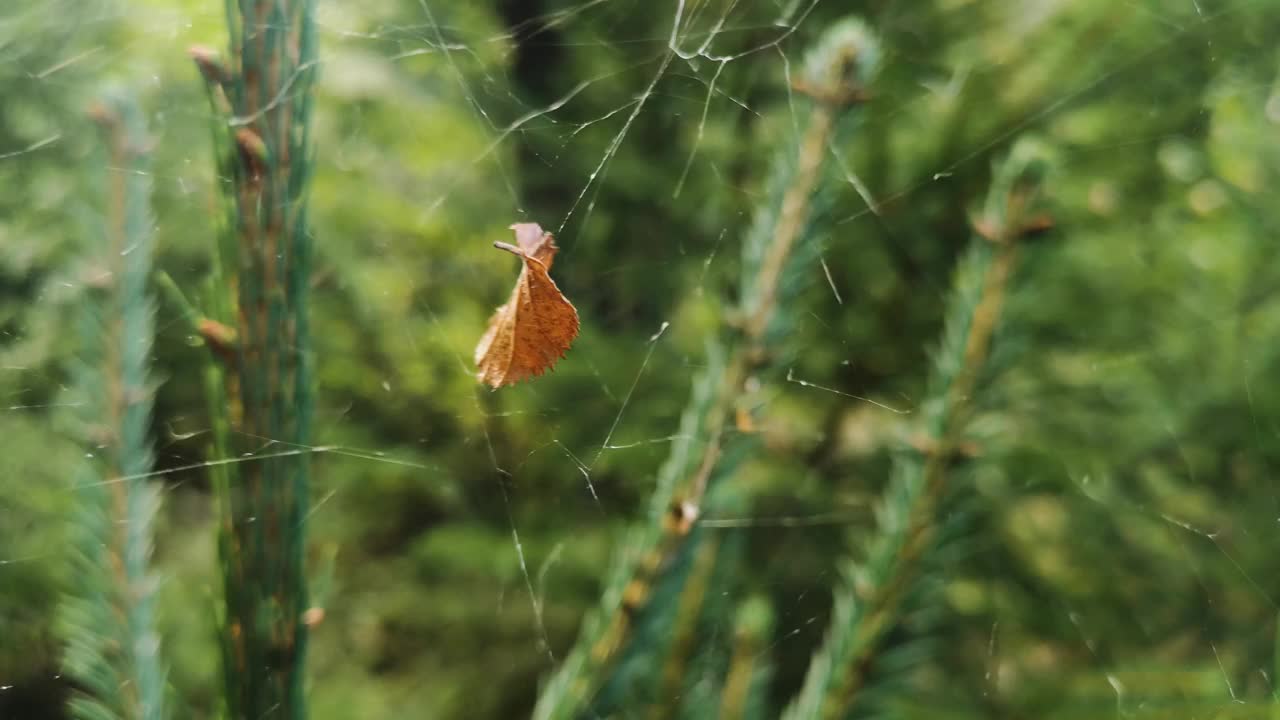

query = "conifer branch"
[
  {"left": 719, "top": 596, "right": 775, "bottom": 720},
  {"left": 60, "top": 92, "right": 166, "bottom": 720},
  {"left": 649, "top": 536, "right": 721, "bottom": 718},
  {"left": 783, "top": 138, "right": 1054, "bottom": 720},
  {"left": 191, "top": 1, "right": 319, "bottom": 717},
  {"left": 533, "top": 19, "right": 880, "bottom": 719}
]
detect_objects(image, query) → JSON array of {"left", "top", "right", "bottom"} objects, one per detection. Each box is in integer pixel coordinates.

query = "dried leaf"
[{"left": 474, "top": 223, "right": 580, "bottom": 388}]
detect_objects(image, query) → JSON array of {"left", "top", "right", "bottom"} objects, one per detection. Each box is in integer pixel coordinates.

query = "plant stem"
[
  {"left": 192, "top": 2, "right": 318, "bottom": 717},
  {"left": 61, "top": 92, "right": 166, "bottom": 720},
  {"left": 533, "top": 19, "right": 880, "bottom": 719},
  {"left": 784, "top": 140, "right": 1052, "bottom": 720},
  {"left": 826, "top": 240, "right": 1017, "bottom": 718}
]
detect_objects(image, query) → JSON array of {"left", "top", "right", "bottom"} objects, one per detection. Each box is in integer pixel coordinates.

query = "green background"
[{"left": 4, "top": 1, "right": 1280, "bottom": 717}]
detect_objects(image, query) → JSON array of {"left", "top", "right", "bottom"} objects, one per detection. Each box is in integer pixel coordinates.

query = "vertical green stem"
[
  {"left": 60, "top": 93, "right": 166, "bottom": 720},
  {"left": 193, "top": 1, "right": 318, "bottom": 717}
]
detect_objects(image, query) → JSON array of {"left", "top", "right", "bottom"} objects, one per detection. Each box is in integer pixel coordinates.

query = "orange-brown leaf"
[{"left": 475, "top": 223, "right": 580, "bottom": 388}]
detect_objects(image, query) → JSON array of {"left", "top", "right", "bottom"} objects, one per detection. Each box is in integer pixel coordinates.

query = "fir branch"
[
  {"left": 719, "top": 596, "right": 775, "bottom": 720},
  {"left": 668, "top": 526, "right": 750, "bottom": 720},
  {"left": 532, "top": 19, "right": 880, "bottom": 719},
  {"left": 783, "top": 138, "right": 1055, "bottom": 720},
  {"left": 532, "top": 346, "right": 726, "bottom": 720},
  {"left": 650, "top": 535, "right": 722, "bottom": 719},
  {"left": 190, "top": 1, "right": 319, "bottom": 717},
  {"left": 60, "top": 93, "right": 166, "bottom": 720}
]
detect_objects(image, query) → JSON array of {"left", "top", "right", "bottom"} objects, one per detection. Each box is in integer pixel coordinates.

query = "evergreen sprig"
[
  {"left": 187, "top": 1, "right": 319, "bottom": 718},
  {"left": 718, "top": 596, "right": 775, "bottom": 720},
  {"left": 783, "top": 138, "right": 1055, "bottom": 720},
  {"left": 60, "top": 92, "right": 166, "bottom": 720},
  {"left": 533, "top": 18, "right": 881, "bottom": 719}
]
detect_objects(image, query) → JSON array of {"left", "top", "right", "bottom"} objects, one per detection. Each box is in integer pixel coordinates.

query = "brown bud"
[
  {"left": 234, "top": 128, "right": 269, "bottom": 179},
  {"left": 189, "top": 45, "right": 230, "bottom": 87}
]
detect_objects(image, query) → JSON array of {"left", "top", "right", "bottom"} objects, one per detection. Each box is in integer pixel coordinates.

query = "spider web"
[{"left": 2, "top": 0, "right": 1279, "bottom": 717}]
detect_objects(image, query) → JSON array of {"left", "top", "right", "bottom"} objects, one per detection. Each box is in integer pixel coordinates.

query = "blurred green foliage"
[{"left": 4, "top": 0, "right": 1280, "bottom": 718}]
